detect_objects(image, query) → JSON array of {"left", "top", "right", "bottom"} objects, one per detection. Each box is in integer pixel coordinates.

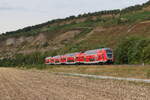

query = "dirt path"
[{"left": 0, "top": 68, "right": 150, "bottom": 100}]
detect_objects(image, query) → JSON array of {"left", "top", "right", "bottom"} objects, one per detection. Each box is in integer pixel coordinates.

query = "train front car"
[
  {"left": 104, "top": 48, "right": 114, "bottom": 64},
  {"left": 84, "top": 48, "right": 114, "bottom": 64}
]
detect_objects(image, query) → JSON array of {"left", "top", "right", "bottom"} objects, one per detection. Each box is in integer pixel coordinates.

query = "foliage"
[
  {"left": 121, "top": 11, "right": 150, "bottom": 23},
  {"left": 115, "top": 36, "right": 150, "bottom": 64},
  {"left": 0, "top": 51, "right": 58, "bottom": 67}
]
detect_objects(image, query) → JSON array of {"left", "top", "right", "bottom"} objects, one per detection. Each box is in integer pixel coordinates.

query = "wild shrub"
[{"left": 115, "top": 36, "right": 150, "bottom": 64}]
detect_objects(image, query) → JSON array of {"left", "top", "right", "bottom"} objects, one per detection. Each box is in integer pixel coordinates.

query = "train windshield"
[{"left": 106, "top": 49, "right": 113, "bottom": 58}]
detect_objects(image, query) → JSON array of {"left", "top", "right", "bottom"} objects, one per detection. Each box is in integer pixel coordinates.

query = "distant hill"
[{"left": 0, "top": 1, "right": 150, "bottom": 66}]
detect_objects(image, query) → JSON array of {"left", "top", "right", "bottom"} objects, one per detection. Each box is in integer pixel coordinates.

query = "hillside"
[{"left": 0, "top": 1, "right": 150, "bottom": 66}]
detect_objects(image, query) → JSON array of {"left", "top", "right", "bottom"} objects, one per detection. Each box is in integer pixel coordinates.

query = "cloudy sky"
[{"left": 0, "top": 0, "right": 149, "bottom": 33}]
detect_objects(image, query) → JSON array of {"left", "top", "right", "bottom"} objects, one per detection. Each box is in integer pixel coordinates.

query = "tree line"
[{"left": 0, "top": 36, "right": 150, "bottom": 67}]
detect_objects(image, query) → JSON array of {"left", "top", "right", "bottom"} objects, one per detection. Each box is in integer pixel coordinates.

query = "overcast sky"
[{"left": 0, "top": 0, "right": 149, "bottom": 33}]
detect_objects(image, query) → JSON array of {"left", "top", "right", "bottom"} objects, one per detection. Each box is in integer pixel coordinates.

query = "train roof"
[
  {"left": 85, "top": 48, "right": 111, "bottom": 52},
  {"left": 65, "top": 52, "right": 79, "bottom": 56},
  {"left": 46, "top": 48, "right": 112, "bottom": 58},
  {"left": 53, "top": 55, "right": 61, "bottom": 58}
]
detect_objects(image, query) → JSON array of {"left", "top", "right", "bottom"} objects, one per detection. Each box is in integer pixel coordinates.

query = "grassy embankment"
[{"left": 42, "top": 65, "right": 150, "bottom": 79}]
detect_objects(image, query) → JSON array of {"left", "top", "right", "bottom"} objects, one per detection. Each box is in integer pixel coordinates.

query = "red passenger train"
[{"left": 45, "top": 48, "right": 114, "bottom": 65}]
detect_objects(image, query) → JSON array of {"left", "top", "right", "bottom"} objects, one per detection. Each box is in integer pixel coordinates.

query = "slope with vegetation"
[{"left": 0, "top": 1, "right": 150, "bottom": 67}]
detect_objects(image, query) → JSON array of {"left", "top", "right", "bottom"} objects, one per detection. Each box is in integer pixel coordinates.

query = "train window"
[
  {"left": 55, "top": 61, "right": 60, "bottom": 63},
  {"left": 106, "top": 50, "right": 112, "bottom": 54},
  {"left": 61, "top": 58, "right": 66, "bottom": 60},
  {"left": 107, "top": 54, "right": 112, "bottom": 58},
  {"left": 51, "top": 59, "right": 54, "bottom": 62},
  {"left": 67, "top": 60, "right": 74, "bottom": 62},
  {"left": 106, "top": 49, "right": 113, "bottom": 58}
]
